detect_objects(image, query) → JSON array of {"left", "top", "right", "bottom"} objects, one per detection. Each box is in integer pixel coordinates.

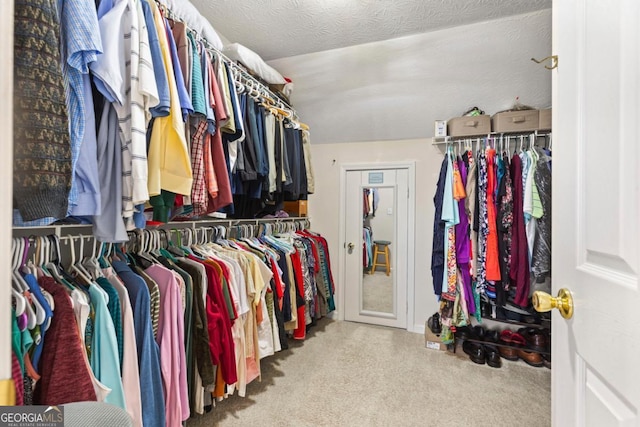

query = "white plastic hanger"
[
  {"left": 45, "top": 235, "right": 71, "bottom": 289},
  {"left": 12, "top": 288, "right": 26, "bottom": 317},
  {"left": 83, "top": 235, "right": 104, "bottom": 279},
  {"left": 68, "top": 236, "right": 92, "bottom": 285},
  {"left": 12, "top": 238, "right": 36, "bottom": 329},
  {"left": 12, "top": 238, "right": 27, "bottom": 292},
  {"left": 21, "top": 237, "right": 47, "bottom": 327}
]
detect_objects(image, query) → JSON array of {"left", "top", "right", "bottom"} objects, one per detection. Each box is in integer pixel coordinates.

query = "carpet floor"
[{"left": 187, "top": 319, "right": 551, "bottom": 427}]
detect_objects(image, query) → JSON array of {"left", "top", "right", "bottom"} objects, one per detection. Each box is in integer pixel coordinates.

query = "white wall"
[
  {"left": 311, "top": 140, "right": 444, "bottom": 333},
  {"left": 269, "top": 9, "right": 552, "bottom": 145}
]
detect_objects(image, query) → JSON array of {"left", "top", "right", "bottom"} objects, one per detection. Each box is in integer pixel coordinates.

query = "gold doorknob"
[{"left": 532, "top": 288, "right": 574, "bottom": 319}]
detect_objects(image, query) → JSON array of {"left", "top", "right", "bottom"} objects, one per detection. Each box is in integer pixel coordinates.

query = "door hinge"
[{"left": 407, "top": 188, "right": 409, "bottom": 199}]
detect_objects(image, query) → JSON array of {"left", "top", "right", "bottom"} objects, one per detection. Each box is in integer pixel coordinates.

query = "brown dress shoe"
[
  {"left": 517, "top": 349, "right": 544, "bottom": 367},
  {"left": 519, "top": 327, "right": 549, "bottom": 351},
  {"left": 498, "top": 345, "right": 519, "bottom": 361}
]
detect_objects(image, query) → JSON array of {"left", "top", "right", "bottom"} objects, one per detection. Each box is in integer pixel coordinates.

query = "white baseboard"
[{"left": 412, "top": 323, "right": 426, "bottom": 335}]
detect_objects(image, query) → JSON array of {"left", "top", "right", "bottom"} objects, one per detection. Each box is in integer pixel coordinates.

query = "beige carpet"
[
  {"left": 362, "top": 272, "right": 393, "bottom": 313},
  {"left": 187, "top": 319, "right": 551, "bottom": 427}
]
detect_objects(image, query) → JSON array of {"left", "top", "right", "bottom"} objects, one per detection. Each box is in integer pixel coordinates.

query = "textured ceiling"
[{"left": 190, "top": 0, "right": 551, "bottom": 60}]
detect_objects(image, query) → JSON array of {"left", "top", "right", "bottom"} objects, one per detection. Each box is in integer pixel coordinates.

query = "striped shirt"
[
  {"left": 91, "top": 0, "right": 158, "bottom": 230},
  {"left": 117, "top": 0, "right": 158, "bottom": 229}
]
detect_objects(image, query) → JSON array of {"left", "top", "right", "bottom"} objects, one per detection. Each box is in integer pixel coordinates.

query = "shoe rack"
[{"left": 452, "top": 303, "right": 552, "bottom": 369}]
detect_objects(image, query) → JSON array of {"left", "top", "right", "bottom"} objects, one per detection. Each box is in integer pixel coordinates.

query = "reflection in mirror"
[{"left": 362, "top": 187, "right": 394, "bottom": 314}]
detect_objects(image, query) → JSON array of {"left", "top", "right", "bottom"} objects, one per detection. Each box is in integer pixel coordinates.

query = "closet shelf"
[{"left": 431, "top": 130, "right": 551, "bottom": 145}]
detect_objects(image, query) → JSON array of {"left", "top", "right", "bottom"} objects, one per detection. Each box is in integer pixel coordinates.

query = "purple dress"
[{"left": 455, "top": 158, "right": 475, "bottom": 314}]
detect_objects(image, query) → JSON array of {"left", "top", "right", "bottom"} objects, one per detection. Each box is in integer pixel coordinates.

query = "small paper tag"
[{"left": 426, "top": 341, "right": 441, "bottom": 350}]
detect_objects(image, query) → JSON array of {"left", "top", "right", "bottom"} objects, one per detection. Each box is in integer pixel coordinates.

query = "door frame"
[
  {"left": 0, "top": 0, "right": 14, "bottom": 405},
  {"left": 338, "top": 162, "right": 416, "bottom": 331}
]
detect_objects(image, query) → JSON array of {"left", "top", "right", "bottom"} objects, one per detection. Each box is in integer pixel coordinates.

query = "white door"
[
  {"left": 343, "top": 168, "right": 408, "bottom": 329},
  {"left": 553, "top": 0, "right": 640, "bottom": 424}
]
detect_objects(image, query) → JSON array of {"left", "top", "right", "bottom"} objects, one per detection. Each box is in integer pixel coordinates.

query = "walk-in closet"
[{"left": 2, "top": 0, "right": 640, "bottom": 426}]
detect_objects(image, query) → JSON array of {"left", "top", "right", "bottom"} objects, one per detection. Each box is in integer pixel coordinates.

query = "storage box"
[
  {"left": 447, "top": 115, "right": 491, "bottom": 137},
  {"left": 539, "top": 108, "right": 552, "bottom": 130},
  {"left": 283, "top": 200, "right": 308, "bottom": 217},
  {"left": 491, "top": 110, "right": 539, "bottom": 133},
  {"left": 424, "top": 323, "right": 446, "bottom": 351}
]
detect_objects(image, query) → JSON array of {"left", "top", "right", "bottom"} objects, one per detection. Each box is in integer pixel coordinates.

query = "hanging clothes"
[
  {"left": 430, "top": 157, "right": 448, "bottom": 297},
  {"left": 455, "top": 158, "right": 474, "bottom": 315},
  {"left": 432, "top": 137, "right": 552, "bottom": 324},
  {"left": 509, "top": 153, "right": 530, "bottom": 307},
  {"left": 496, "top": 152, "right": 513, "bottom": 307},
  {"left": 531, "top": 147, "right": 552, "bottom": 282},
  {"left": 13, "top": 0, "right": 72, "bottom": 222},
  {"left": 33, "top": 277, "right": 97, "bottom": 405}
]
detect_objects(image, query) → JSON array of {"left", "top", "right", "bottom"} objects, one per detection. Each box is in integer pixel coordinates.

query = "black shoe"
[
  {"left": 484, "top": 345, "right": 502, "bottom": 368},
  {"left": 472, "top": 325, "right": 486, "bottom": 340},
  {"left": 463, "top": 341, "right": 485, "bottom": 365},
  {"left": 454, "top": 325, "right": 472, "bottom": 341},
  {"left": 427, "top": 312, "right": 442, "bottom": 334},
  {"left": 484, "top": 329, "right": 500, "bottom": 343}
]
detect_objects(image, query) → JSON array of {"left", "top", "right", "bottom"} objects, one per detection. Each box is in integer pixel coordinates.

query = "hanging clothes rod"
[
  {"left": 14, "top": 220, "right": 310, "bottom": 266},
  {"left": 431, "top": 130, "right": 552, "bottom": 145},
  {"left": 12, "top": 217, "right": 310, "bottom": 238},
  {"left": 156, "top": 1, "right": 296, "bottom": 115}
]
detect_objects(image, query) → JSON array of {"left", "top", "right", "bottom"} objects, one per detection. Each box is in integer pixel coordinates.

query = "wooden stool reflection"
[{"left": 370, "top": 240, "right": 391, "bottom": 276}]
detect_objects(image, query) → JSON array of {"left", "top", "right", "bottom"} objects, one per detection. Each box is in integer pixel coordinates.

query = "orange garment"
[
  {"left": 453, "top": 163, "right": 466, "bottom": 201},
  {"left": 213, "top": 365, "right": 225, "bottom": 398},
  {"left": 255, "top": 300, "right": 264, "bottom": 324},
  {"left": 485, "top": 149, "right": 501, "bottom": 281},
  {"left": 24, "top": 353, "right": 41, "bottom": 382}
]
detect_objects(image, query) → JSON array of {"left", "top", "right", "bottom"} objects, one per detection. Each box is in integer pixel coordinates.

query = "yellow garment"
[{"left": 147, "top": 0, "right": 193, "bottom": 197}]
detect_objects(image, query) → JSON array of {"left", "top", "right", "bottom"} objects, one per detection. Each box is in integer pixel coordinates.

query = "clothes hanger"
[
  {"left": 20, "top": 237, "right": 47, "bottom": 327},
  {"left": 11, "top": 238, "right": 36, "bottom": 329},
  {"left": 44, "top": 234, "right": 74, "bottom": 291},
  {"left": 180, "top": 228, "right": 196, "bottom": 255},
  {"left": 98, "top": 240, "right": 111, "bottom": 268},
  {"left": 519, "top": 135, "right": 524, "bottom": 153},
  {"left": 76, "top": 236, "right": 95, "bottom": 280},
  {"left": 22, "top": 236, "right": 37, "bottom": 276},
  {"left": 35, "top": 235, "right": 52, "bottom": 278},
  {"left": 10, "top": 238, "right": 27, "bottom": 316},
  {"left": 37, "top": 237, "right": 56, "bottom": 311},
  {"left": 13, "top": 238, "right": 30, "bottom": 293},
  {"left": 82, "top": 235, "right": 104, "bottom": 280},
  {"left": 159, "top": 229, "right": 180, "bottom": 262},
  {"left": 67, "top": 236, "right": 92, "bottom": 286},
  {"left": 12, "top": 287, "right": 27, "bottom": 317}
]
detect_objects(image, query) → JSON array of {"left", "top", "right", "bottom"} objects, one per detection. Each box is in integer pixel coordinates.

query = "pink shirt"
[
  {"left": 145, "top": 264, "right": 190, "bottom": 426},
  {"left": 104, "top": 268, "right": 144, "bottom": 427}
]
